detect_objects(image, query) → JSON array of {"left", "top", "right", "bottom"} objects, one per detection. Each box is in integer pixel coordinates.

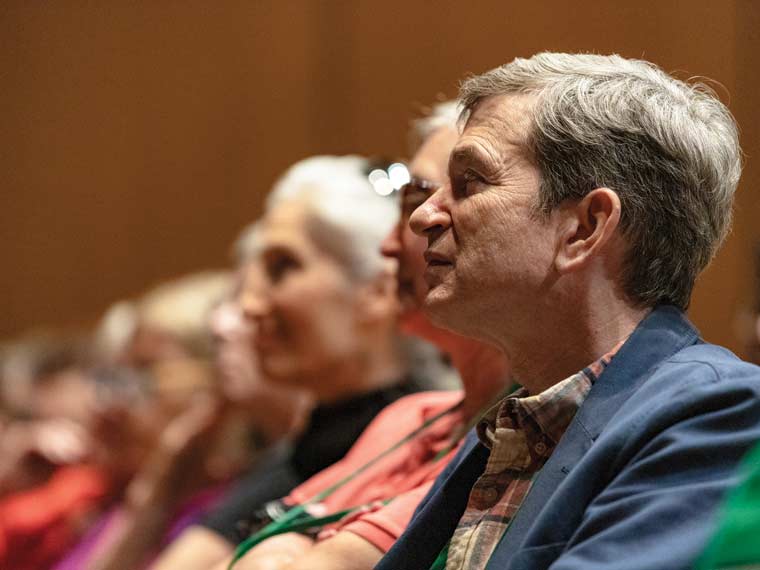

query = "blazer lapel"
[{"left": 489, "top": 305, "right": 700, "bottom": 562}]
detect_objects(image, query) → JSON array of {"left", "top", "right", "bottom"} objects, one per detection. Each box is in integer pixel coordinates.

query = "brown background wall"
[{"left": 2, "top": 1, "right": 759, "bottom": 354}]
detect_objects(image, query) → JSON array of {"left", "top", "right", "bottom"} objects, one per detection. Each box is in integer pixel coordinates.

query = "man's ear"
[
  {"left": 355, "top": 260, "right": 400, "bottom": 325},
  {"left": 554, "top": 187, "right": 622, "bottom": 275}
]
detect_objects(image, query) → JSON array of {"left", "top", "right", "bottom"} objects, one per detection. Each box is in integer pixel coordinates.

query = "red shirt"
[
  {"left": 0, "top": 465, "right": 111, "bottom": 570},
  {"left": 286, "top": 390, "right": 464, "bottom": 553}
]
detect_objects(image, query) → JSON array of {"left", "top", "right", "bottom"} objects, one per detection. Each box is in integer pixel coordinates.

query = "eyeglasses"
[{"left": 400, "top": 177, "right": 440, "bottom": 219}]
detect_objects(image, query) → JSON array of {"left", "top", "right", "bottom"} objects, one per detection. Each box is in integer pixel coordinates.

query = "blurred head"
[
  {"left": 240, "top": 156, "right": 401, "bottom": 398},
  {"left": 411, "top": 53, "right": 742, "bottom": 342},
  {"left": 131, "top": 271, "right": 232, "bottom": 367},
  {"left": 208, "top": 295, "right": 257, "bottom": 402},
  {"left": 0, "top": 335, "right": 158, "bottom": 482},
  {"left": 98, "top": 272, "right": 232, "bottom": 413},
  {"left": 381, "top": 102, "right": 460, "bottom": 339},
  {"left": 0, "top": 335, "right": 98, "bottom": 426}
]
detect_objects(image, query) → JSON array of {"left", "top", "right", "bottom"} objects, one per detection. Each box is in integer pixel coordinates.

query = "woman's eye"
[{"left": 266, "top": 255, "right": 299, "bottom": 282}]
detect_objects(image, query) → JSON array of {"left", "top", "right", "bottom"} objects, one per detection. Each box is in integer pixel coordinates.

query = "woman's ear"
[{"left": 554, "top": 187, "right": 622, "bottom": 275}]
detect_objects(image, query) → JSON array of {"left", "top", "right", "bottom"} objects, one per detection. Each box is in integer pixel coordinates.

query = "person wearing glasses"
[{"left": 198, "top": 103, "right": 514, "bottom": 570}]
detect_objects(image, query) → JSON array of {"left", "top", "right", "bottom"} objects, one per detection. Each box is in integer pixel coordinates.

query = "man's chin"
[{"left": 422, "top": 287, "right": 456, "bottom": 324}]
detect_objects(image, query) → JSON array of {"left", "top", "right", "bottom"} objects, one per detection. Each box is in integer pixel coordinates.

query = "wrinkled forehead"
[{"left": 453, "top": 94, "right": 536, "bottom": 170}]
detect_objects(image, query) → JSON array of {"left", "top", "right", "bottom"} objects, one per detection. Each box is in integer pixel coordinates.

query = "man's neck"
[
  {"left": 445, "top": 336, "right": 511, "bottom": 422},
  {"left": 503, "top": 301, "right": 650, "bottom": 395}
]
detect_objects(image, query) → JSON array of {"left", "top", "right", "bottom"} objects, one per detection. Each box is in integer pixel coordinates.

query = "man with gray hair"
[{"left": 375, "top": 53, "right": 760, "bottom": 570}]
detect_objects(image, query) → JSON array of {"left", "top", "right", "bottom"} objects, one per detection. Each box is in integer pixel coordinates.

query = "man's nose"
[{"left": 409, "top": 184, "right": 451, "bottom": 238}]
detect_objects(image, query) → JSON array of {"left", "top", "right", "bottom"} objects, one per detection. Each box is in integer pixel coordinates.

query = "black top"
[{"left": 200, "top": 380, "right": 417, "bottom": 543}]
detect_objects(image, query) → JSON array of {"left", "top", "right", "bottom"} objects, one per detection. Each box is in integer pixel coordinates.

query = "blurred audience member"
[
  {"left": 0, "top": 335, "right": 155, "bottom": 570},
  {"left": 51, "top": 269, "right": 295, "bottom": 570},
  {"left": 0, "top": 336, "right": 95, "bottom": 495},
  {"left": 151, "top": 155, "right": 435, "bottom": 570},
  {"left": 223, "top": 102, "right": 513, "bottom": 570}
]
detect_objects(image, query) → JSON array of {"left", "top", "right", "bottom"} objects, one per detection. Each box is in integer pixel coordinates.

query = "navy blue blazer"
[{"left": 376, "top": 306, "right": 760, "bottom": 570}]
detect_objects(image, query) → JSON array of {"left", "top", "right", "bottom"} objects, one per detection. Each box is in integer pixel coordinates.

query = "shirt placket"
[{"left": 445, "top": 414, "right": 531, "bottom": 570}]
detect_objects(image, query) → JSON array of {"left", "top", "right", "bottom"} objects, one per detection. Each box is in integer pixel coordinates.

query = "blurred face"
[
  {"left": 381, "top": 127, "right": 458, "bottom": 337},
  {"left": 409, "top": 95, "right": 560, "bottom": 341},
  {"left": 32, "top": 368, "right": 98, "bottom": 427},
  {"left": 239, "top": 200, "right": 365, "bottom": 387},
  {"left": 209, "top": 294, "right": 259, "bottom": 401}
]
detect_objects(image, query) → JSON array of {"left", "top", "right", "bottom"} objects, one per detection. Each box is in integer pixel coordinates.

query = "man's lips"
[
  {"left": 422, "top": 250, "right": 453, "bottom": 287},
  {"left": 423, "top": 250, "right": 453, "bottom": 266}
]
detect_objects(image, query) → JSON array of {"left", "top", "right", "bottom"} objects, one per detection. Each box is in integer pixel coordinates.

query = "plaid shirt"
[{"left": 444, "top": 348, "right": 619, "bottom": 570}]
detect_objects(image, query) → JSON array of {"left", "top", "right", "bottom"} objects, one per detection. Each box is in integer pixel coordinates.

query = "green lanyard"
[
  {"left": 430, "top": 542, "right": 450, "bottom": 570},
  {"left": 228, "top": 402, "right": 461, "bottom": 569}
]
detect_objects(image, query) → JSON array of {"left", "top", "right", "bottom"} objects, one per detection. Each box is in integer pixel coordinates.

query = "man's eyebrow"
[{"left": 449, "top": 144, "right": 498, "bottom": 175}]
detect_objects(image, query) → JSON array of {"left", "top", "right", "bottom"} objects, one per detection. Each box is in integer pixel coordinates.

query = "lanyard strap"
[
  {"left": 228, "top": 401, "right": 461, "bottom": 569},
  {"left": 430, "top": 542, "right": 450, "bottom": 570}
]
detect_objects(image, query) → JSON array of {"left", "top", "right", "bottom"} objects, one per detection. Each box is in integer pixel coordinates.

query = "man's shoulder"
[
  {"left": 644, "top": 341, "right": 760, "bottom": 400},
  {"left": 666, "top": 341, "right": 760, "bottom": 379},
  {"left": 584, "top": 339, "right": 760, "bottom": 455}
]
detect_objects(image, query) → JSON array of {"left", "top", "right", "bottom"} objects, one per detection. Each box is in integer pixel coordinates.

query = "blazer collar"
[
  {"left": 573, "top": 304, "right": 700, "bottom": 440},
  {"left": 487, "top": 304, "right": 701, "bottom": 564}
]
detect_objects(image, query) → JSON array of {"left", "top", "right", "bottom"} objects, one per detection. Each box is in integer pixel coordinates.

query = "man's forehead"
[{"left": 453, "top": 94, "right": 535, "bottom": 165}]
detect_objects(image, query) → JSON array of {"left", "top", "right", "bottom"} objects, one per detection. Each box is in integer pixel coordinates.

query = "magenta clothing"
[{"left": 53, "top": 483, "right": 228, "bottom": 570}]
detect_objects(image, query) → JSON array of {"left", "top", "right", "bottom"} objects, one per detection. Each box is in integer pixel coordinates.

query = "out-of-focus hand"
[
  {"left": 0, "top": 418, "right": 92, "bottom": 495},
  {"left": 159, "top": 393, "right": 220, "bottom": 453},
  {"left": 30, "top": 418, "right": 92, "bottom": 464},
  {"left": 126, "top": 393, "right": 221, "bottom": 508},
  {"left": 232, "top": 533, "right": 315, "bottom": 570}
]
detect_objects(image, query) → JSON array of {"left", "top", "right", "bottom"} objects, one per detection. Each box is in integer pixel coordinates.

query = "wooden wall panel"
[{"left": 1, "top": 1, "right": 758, "bottom": 356}]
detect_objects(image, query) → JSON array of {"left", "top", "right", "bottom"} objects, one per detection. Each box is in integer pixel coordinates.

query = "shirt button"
[
  {"left": 534, "top": 441, "right": 547, "bottom": 455},
  {"left": 482, "top": 486, "right": 500, "bottom": 506}
]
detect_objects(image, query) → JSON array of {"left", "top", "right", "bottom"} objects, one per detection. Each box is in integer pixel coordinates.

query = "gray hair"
[
  {"left": 409, "top": 100, "right": 461, "bottom": 152},
  {"left": 266, "top": 155, "right": 399, "bottom": 282},
  {"left": 460, "top": 52, "right": 742, "bottom": 309},
  {"left": 233, "top": 221, "right": 263, "bottom": 264}
]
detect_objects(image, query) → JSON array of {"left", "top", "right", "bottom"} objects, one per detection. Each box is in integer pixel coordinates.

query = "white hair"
[
  {"left": 409, "top": 100, "right": 462, "bottom": 151},
  {"left": 265, "top": 155, "right": 399, "bottom": 281},
  {"left": 233, "top": 221, "right": 263, "bottom": 263}
]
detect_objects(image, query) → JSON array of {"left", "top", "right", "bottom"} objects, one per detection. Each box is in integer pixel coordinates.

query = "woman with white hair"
[
  {"left": 213, "top": 102, "right": 514, "bottom": 570},
  {"left": 151, "top": 155, "right": 433, "bottom": 570}
]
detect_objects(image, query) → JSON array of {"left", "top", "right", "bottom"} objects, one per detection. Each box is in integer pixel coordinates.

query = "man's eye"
[
  {"left": 463, "top": 169, "right": 483, "bottom": 185},
  {"left": 454, "top": 169, "right": 484, "bottom": 196}
]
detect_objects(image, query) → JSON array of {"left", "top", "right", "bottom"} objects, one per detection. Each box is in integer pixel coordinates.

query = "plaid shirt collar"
[{"left": 476, "top": 345, "right": 619, "bottom": 465}]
